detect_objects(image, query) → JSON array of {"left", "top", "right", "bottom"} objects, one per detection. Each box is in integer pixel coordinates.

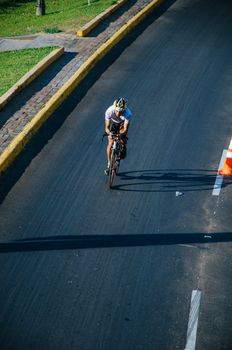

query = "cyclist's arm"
[
  {"left": 120, "top": 120, "right": 129, "bottom": 135},
  {"left": 120, "top": 109, "right": 132, "bottom": 134},
  {"left": 105, "top": 118, "right": 111, "bottom": 135}
]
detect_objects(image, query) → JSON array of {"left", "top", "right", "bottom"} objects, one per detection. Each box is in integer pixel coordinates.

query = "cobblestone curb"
[
  {"left": 0, "top": 47, "right": 64, "bottom": 110},
  {"left": 0, "top": 0, "right": 164, "bottom": 173},
  {"left": 77, "top": 0, "right": 129, "bottom": 37}
]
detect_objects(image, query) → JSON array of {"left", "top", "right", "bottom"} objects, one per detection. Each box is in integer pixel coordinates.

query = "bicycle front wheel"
[{"left": 108, "top": 152, "right": 116, "bottom": 188}]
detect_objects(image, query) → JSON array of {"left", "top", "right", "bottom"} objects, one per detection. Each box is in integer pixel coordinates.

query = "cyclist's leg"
[
  {"left": 105, "top": 136, "right": 113, "bottom": 175},
  {"left": 120, "top": 134, "right": 128, "bottom": 159},
  {"left": 107, "top": 137, "right": 113, "bottom": 164}
]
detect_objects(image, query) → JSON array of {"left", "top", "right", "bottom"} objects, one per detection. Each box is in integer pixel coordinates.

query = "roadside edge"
[
  {"left": 0, "top": 47, "right": 64, "bottom": 110},
  {"left": 77, "top": 0, "right": 129, "bottom": 37}
]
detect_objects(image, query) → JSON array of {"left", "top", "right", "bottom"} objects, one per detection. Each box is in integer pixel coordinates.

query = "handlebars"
[{"left": 102, "top": 132, "right": 123, "bottom": 141}]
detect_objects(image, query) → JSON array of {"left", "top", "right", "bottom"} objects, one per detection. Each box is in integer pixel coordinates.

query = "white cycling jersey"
[{"left": 105, "top": 105, "right": 132, "bottom": 125}]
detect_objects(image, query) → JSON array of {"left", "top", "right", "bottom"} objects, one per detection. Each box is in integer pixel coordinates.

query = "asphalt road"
[{"left": 1, "top": 0, "right": 232, "bottom": 349}]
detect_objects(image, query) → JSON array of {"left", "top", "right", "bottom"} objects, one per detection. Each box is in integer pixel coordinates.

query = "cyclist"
[{"left": 104, "top": 97, "right": 132, "bottom": 175}]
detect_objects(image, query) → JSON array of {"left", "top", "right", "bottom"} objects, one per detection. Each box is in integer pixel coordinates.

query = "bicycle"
[{"left": 101, "top": 133, "right": 122, "bottom": 188}]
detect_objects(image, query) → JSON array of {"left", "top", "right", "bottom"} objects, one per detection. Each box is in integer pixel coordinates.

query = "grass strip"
[
  {"left": 0, "top": 0, "right": 116, "bottom": 37},
  {"left": 0, "top": 47, "right": 57, "bottom": 96}
]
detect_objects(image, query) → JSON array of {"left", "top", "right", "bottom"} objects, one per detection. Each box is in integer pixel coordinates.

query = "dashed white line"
[
  {"left": 212, "top": 149, "right": 227, "bottom": 196},
  {"left": 184, "top": 289, "right": 201, "bottom": 350}
]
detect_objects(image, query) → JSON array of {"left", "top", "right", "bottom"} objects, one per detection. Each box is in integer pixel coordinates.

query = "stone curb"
[
  {"left": 77, "top": 0, "right": 129, "bottom": 37},
  {"left": 0, "top": 47, "right": 64, "bottom": 110},
  {"left": 0, "top": 0, "right": 164, "bottom": 173}
]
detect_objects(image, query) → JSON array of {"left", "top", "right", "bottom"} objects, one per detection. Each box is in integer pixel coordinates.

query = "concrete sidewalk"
[{"left": 0, "top": 0, "right": 158, "bottom": 163}]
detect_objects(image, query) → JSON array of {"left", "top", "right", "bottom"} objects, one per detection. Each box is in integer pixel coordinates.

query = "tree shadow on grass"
[{"left": 0, "top": 0, "right": 35, "bottom": 11}]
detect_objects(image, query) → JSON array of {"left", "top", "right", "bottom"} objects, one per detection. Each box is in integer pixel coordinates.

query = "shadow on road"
[
  {"left": 111, "top": 169, "right": 232, "bottom": 192},
  {"left": 0, "top": 232, "right": 232, "bottom": 253}
]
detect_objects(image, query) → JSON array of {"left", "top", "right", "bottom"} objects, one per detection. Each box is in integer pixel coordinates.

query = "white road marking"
[
  {"left": 178, "top": 244, "right": 197, "bottom": 249},
  {"left": 184, "top": 289, "right": 201, "bottom": 350},
  {"left": 212, "top": 149, "right": 227, "bottom": 196}
]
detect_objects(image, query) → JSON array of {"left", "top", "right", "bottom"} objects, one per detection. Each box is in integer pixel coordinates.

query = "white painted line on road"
[
  {"left": 212, "top": 149, "right": 227, "bottom": 196},
  {"left": 178, "top": 244, "right": 198, "bottom": 249},
  {"left": 184, "top": 289, "right": 201, "bottom": 350}
]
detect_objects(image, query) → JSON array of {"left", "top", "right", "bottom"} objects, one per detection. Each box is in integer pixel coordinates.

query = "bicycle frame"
[{"left": 112, "top": 135, "right": 121, "bottom": 157}]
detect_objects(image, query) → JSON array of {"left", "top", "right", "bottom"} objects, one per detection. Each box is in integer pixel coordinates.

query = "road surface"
[{"left": 0, "top": 0, "right": 232, "bottom": 349}]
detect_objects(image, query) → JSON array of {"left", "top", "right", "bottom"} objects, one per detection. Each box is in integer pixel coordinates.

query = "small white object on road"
[{"left": 175, "top": 191, "right": 183, "bottom": 197}]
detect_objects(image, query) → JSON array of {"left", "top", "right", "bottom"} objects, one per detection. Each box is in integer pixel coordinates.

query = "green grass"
[
  {"left": 0, "top": 0, "right": 117, "bottom": 37},
  {"left": 0, "top": 47, "right": 57, "bottom": 96}
]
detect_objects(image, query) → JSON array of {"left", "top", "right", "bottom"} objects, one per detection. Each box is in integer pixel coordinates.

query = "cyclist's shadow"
[{"left": 112, "top": 169, "right": 232, "bottom": 192}]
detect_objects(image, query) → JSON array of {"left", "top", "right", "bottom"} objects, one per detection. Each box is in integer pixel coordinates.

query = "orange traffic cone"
[{"left": 219, "top": 138, "right": 232, "bottom": 176}]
